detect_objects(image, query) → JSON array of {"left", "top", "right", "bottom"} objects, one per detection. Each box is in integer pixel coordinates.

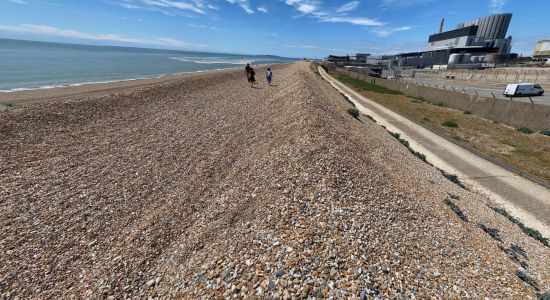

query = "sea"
[{"left": 0, "top": 39, "right": 298, "bottom": 92}]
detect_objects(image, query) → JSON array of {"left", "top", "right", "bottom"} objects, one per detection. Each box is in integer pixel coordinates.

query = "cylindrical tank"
[
  {"left": 471, "top": 56, "right": 479, "bottom": 63},
  {"left": 448, "top": 54, "right": 461, "bottom": 65},
  {"left": 462, "top": 54, "right": 472, "bottom": 64},
  {"left": 478, "top": 56, "right": 485, "bottom": 63}
]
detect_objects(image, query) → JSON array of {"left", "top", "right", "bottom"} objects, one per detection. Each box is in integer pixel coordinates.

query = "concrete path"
[{"left": 319, "top": 66, "right": 550, "bottom": 238}]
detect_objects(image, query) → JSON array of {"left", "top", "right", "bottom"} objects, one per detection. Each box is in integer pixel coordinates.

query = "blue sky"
[{"left": 0, "top": 0, "right": 548, "bottom": 58}]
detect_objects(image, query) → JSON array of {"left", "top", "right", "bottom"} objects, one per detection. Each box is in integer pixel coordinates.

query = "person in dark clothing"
[
  {"left": 248, "top": 68, "right": 256, "bottom": 87},
  {"left": 245, "top": 64, "right": 252, "bottom": 82}
]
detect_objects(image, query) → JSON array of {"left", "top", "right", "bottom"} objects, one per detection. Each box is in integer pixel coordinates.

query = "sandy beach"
[{"left": 1, "top": 62, "right": 549, "bottom": 298}]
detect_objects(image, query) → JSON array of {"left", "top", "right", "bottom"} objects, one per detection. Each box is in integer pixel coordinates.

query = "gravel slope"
[{"left": 0, "top": 62, "right": 547, "bottom": 299}]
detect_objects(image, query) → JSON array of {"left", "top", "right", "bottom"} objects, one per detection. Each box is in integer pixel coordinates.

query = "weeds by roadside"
[
  {"left": 444, "top": 198, "right": 468, "bottom": 222},
  {"left": 440, "top": 171, "right": 467, "bottom": 189},
  {"left": 347, "top": 107, "right": 360, "bottom": 119},
  {"left": 478, "top": 223, "right": 502, "bottom": 242},
  {"left": 337, "top": 74, "right": 403, "bottom": 95},
  {"left": 489, "top": 205, "right": 549, "bottom": 247},
  {"left": 0, "top": 103, "right": 17, "bottom": 110},
  {"left": 442, "top": 119, "right": 459, "bottom": 128},
  {"left": 516, "top": 127, "right": 534, "bottom": 134}
]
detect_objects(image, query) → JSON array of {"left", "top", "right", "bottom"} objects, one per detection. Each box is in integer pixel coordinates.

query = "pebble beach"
[{"left": 1, "top": 61, "right": 549, "bottom": 299}]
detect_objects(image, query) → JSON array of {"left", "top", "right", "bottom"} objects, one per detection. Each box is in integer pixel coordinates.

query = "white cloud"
[
  {"left": 336, "top": 1, "right": 359, "bottom": 13},
  {"left": 188, "top": 23, "right": 222, "bottom": 30},
  {"left": 318, "top": 16, "right": 384, "bottom": 26},
  {"left": 284, "top": 0, "right": 319, "bottom": 14},
  {"left": 140, "top": 0, "right": 206, "bottom": 14},
  {"left": 371, "top": 25, "right": 413, "bottom": 37},
  {"left": 257, "top": 6, "right": 268, "bottom": 13},
  {"left": 282, "top": 0, "right": 382, "bottom": 27},
  {"left": 226, "top": 0, "right": 254, "bottom": 14},
  {"left": 0, "top": 23, "right": 206, "bottom": 48},
  {"left": 489, "top": 0, "right": 506, "bottom": 12}
]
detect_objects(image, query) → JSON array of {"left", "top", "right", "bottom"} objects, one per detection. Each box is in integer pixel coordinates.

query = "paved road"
[
  {"left": 320, "top": 66, "right": 550, "bottom": 238},
  {"left": 401, "top": 77, "right": 550, "bottom": 106}
]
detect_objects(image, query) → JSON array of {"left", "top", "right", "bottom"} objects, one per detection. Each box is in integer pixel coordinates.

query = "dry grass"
[{"left": 331, "top": 71, "right": 550, "bottom": 184}]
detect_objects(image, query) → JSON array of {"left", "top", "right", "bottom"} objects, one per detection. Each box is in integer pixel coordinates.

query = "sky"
[{"left": 0, "top": 0, "right": 548, "bottom": 58}]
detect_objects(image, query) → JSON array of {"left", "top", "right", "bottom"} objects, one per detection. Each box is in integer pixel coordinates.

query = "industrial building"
[
  {"left": 534, "top": 40, "right": 550, "bottom": 58},
  {"left": 395, "top": 13, "right": 516, "bottom": 68},
  {"left": 324, "top": 13, "right": 520, "bottom": 69}
]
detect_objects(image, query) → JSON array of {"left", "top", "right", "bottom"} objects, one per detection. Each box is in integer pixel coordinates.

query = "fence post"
[
  {"left": 529, "top": 97, "right": 534, "bottom": 104},
  {"left": 452, "top": 87, "right": 456, "bottom": 92},
  {"left": 474, "top": 90, "right": 478, "bottom": 95},
  {"left": 491, "top": 92, "right": 496, "bottom": 99},
  {"left": 463, "top": 89, "right": 467, "bottom": 94}
]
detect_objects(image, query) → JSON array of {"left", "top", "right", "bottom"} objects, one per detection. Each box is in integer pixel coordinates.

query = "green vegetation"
[
  {"left": 340, "top": 93, "right": 355, "bottom": 107},
  {"left": 516, "top": 127, "right": 534, "bottom": 134},
  {"left": 441, "top": 171, "right": 467, "bottom": 189},
  {"left": 540, "top": 130, "right": 550, "bottom": 137},
  {"left": 347, "top": 107, "right": 360, "bottom": 119},
  {"left": 387, "top": 131, "right": 428, "bottom": 163},
  {"left": 410, "top": 97, "right": 425, "bottom": 103},
  {"left": 516, "top": 269, "right": 539, "bottom": 290},
  {"left": 444, "top": 198, "right": 468, "bottom": 222},
  {"left": 489, "top": 206, "right": 549, "bottom": 247},
  {"left": 337, "top": 74, "right": 403, "bottom": 95},
  {"left": 0, "top": 103, "right": 17, "bottom": 110},
  {"left": 463, "top": 111, "right": 472, "bottom": 114},
  {"left": 539, "top": 292, "right": 550, "bottom": 300},
  {"left": 389, "top": 132, "right": 409, "bottom": 147},
  {"left": 436, "top": 102, "right": 445, "bottom": 107},
  {"left": 366, "top": 115, "right": 377, "bottom": 122},
  {"left": 478, "top": 223, "right": 502, "bottom": 242},
  {"left": 442, "top": 119, "right": 459, "bottom": 128}
]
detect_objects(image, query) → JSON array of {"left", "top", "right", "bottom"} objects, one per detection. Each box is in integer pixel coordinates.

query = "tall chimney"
[{"left": 439, "top": 18, "right": 445, "bottom": 33}]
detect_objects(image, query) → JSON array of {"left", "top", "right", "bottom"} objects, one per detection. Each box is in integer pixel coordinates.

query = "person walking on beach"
[
  {"left": 248, "top": 67, "right": 256, "bottom": 87},
  {"left": 245, "top": 64, "right": 252, "bottom": 83},
  {"left": 266, "top": 68, "right": 273, "bottom": 86}
]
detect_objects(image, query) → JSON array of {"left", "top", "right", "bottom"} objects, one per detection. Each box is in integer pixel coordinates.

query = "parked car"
[{"left": 503, "top": 83, "right": 544, "bottom": 97}]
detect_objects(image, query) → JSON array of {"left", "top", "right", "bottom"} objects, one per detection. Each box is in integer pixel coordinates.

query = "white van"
[{"left": 503, "top": 83, "right": 545, "bottom": 96}]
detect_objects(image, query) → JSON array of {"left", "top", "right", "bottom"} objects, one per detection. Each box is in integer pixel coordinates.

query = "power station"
[
  {"left": 394, "top": 13, "right": 516, "bottom": 68},
  {"left": 326, "top": 13, "right": 524, "bottom": 69}
]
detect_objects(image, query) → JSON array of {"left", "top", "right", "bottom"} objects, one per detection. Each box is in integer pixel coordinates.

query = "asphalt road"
[{"left": 401, "top": 77, "right": 550, "bottom": 106}]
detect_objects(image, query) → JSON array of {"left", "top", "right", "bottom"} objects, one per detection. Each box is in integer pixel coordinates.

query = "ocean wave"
[
  {"left": 0, "top": 67, "right": 242, "bottom": 93},
  {"left": 170, "top": 57, "right": 251, "bottom": 65}
]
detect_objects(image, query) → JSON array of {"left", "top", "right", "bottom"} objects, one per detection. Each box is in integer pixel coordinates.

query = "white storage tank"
[
  {"left": 471, "top": 56, "right": 479, "bottom": 63},
  {"left": 462, "top": 54, "right": 472, "bottom": 64},
  {"left": 448, "top": 54, "right": 461, "bottom": 65}
]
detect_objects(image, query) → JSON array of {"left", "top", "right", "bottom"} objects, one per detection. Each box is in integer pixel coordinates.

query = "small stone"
[
  {"left": 245, "top": 259, "right": 254, "bottom": 266},
  {"left": 268, "top": 281, "right": 276, "bottom": 291},
  {"left": 355, "top": 267, "right": 363, "bottom": 275},
  {"left": 433, "top": 269, "right": 441, "bottom": 277},
  {"left": 381, "top": 265, "right": 389, "bottom": 274},
  {"left": 233, "top": 287, "right": 240, "bottom": 294},
  {"left": 360, "top": 291, "right": 366, "bottom": 300},
  {"left": 145, "top": 279, "right": 156, "bottom": 287},
  {"left": 275, "top": 269, "right": 285, "bottom": 278},
  {"left": 330, "top": 267, "right": 337, "bottom": 276}
]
